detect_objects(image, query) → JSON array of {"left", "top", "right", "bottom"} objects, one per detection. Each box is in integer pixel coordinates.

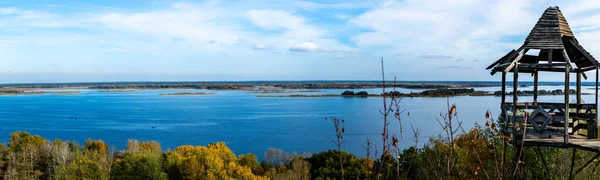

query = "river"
[{"left": 0, "top": 85, "right": 595, "bottom": 158}]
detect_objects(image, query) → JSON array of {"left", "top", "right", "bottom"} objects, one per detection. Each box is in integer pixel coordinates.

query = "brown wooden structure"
[{"left": 487, "top": 6, "right": 600, "bottom": 179}]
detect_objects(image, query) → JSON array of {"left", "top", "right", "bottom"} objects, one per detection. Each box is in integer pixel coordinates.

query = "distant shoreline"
[
  {"left": 159, "top": 92, "right": 215, "bottom": 96},
  {"left": 0, "top": 91, "right": 81, "bottom": 95},
  {"left": 98, "top": 89, "right": 140, "bottom": 92},
  {"left": 0, "top": 81, "right": 581, "bottom": 90}
]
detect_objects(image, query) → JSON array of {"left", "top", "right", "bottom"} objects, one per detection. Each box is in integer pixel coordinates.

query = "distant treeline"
[
  {"left": 493, "top": 89, "right": 577, "bottom": 95},
  {"left": 339, "top": 88, "right": 477, "bottom": 97},
  {"left": 341, "top": 90, "right": 370, "bottom": 96},
  {"left": 0, "top": 90, "right": 25, "bottom": 94}
]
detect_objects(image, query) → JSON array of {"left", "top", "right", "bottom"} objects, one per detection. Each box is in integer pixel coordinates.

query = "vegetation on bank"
[
  {"left": 2, "top": 117, "right": 598, "bottom": 180},
  {"left": 0, "top": 90, "right": 80, "bottom": 95},
  {"left": 493, "top": 89, "right": 586, "bottom": 96},
  {"left": 261, "top": 88, "right": 481, "bottom": 98},
  {"left": 158, "top": 92, "right": 215, "bottom": 96},
  {"left": 0, "top": 131, "right": 367, "bottom": 179}
]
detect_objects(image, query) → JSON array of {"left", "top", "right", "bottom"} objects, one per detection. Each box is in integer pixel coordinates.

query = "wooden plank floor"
[{"left": 520, "top": 135, "right": 600, "bottom": 152}]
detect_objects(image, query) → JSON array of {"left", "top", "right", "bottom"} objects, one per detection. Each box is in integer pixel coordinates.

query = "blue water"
[{"left": 0, "top": 87, "right": 595, "bottom": 158}]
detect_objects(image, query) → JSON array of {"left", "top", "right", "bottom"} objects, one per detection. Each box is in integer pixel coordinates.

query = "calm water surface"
[{"left": 0, "top": 86, "right": 596, "bottom": 158}]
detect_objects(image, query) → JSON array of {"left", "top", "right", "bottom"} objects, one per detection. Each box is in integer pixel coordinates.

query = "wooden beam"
[
  {"left": 578, "top": 66, "right": 598, "bottom": 72},
  {"left": 496, "top": 66, "right": 575, "bottom": 73},
  {"left": 575, "top": 152, "right": 600, "bottom": 175},
  {"left": 536, "top": 146, "right": 550, "bottom": 177},
  {"left": 504, "top": 49, "right": 528, "bottom": 73},
  {"left": 517, "top": 63, "right": 570, "bottom": 68},
  {"left": 490, "top": 48, "right": 527, "bottom": 75},
  {"left": 567, "top": 38, "right": 600, "bottom": 66},
  {"left": 487, "top": 49, "right": 518, "bottom": 70},
  {"left": 564, "top": 49, "right": 571, "bottom": 144}
]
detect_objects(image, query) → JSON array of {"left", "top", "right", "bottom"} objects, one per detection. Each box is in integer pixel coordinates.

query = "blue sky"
[{"left": 1, "top": 0, "right": 600, "bottom": 82}]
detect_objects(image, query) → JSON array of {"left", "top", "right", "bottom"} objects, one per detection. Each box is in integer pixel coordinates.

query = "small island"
[
  {"left": 259, "top": 88, "right": 482, "bottom": 98},
  {"left": 492, "top": 89, "right": 588, "bottom": 96},
  {"left": 159, "top": 92, "right": 215, "bottom": 96}
]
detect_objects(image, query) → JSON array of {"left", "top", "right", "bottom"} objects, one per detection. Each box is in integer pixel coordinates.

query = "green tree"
[
  {"left": 111, "top": 140, "right": 167, "bottom": 180},
  {"left": 238, "top": 153, "right": 264, "bottom": 175},
  {"left": 53, "top": 154, "right": 104, "bottom": 180},
  {"left": 111, "top": 153, "right": 168, "bottom": 180}
]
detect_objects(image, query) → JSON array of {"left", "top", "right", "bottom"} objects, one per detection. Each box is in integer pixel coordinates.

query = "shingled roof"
[{"left": 487, "top": 6, "right": 599, "bottom": 75}]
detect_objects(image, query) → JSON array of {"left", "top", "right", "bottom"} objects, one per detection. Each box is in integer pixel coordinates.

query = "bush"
[{"left": 308, "top": 150, "right": 370, "bottom": 179}]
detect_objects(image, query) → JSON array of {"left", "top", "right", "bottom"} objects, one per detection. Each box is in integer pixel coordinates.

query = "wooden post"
[
  {"left": 502, "top": 72, "right": 506, "bottom": 105},
  {"left": 502, "top": 72, "right": 507, "bottom": 124},
  {"left": 534, "top": 71, "right": 538, "bottom": 106},
  {"left": 575, "top": 72, "right": 581, "bottom": 136},
  {"left": 564, "top": 50, "right": 570, "bottom": 145},
  {"left": 512, "top": 64, "right": 522, "bottom": 174},
  {"left": 595, "top": 67, "right": 599, "bottom": 139},
  {"left": 501, "top": 71, "right": 508, "bottom": 171},
  {"left": 513, "top": 64, "right": 520, "bottom": 143},
  {"left": 513, "top": 64, "right": 519, "bottom": 126},
  {"left": 577, "top": 72, "right": 582, "bottom": 105},
  {"left": 548, "top": 49, "right": 553, "bottom": 63}
]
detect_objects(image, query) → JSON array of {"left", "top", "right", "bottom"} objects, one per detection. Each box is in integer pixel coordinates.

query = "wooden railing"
[{"left": 501, "top": 102, "right": 598, "bottom": 140}]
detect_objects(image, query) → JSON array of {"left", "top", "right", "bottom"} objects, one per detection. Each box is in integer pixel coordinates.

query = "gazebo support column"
[
  {"left": 513, "top": 64, "right": 523, "bottom": 172},
  {"left": 502, "top": 72, "right": 506, "bottom": 107},
  {"left": 564, "top": 50, "right": 570, "bottom": 145},
  {"left": 575, "top": 72, "right": 581, "bottom": 136},
  {"left": 513, "top": 65, "right": 519, "bottom": 135},
  {"left": 502, "top": 71, "right": 507, "bottom": 168},
  {"left": 534, "top": 71, "right": 538, "bottom": 106},
  {"left": 593, "top": 67, "right": 599, "bottom": 139}
]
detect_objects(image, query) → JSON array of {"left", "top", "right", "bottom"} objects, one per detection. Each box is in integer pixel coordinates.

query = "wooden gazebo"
[{"left": 487, "top": 6, "right": 600, "bottom": 178}]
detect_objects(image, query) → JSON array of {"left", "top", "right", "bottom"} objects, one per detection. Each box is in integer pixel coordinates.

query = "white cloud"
[
  {"left": 252, "top": 44, "right": 274, "bottom": 50},
  {"left": 246, "top": 9, "right": 356, "bottom": 54},
  {"left": 247, "top": 10, "right": 304, "bottom": 30},
  {"left": 347, "top": 0, "right": 546, "bottom": 74},
  {"left": 0, "top": 7, "right": 18, "bottom": 15},
  {"left": 0, "top": 7, "right": 85, "bottom": 28},
  {"left": 94, "top": 3, "right": 253, "bottom": 46},
  {"left": 351, "top": 0, "right": 535, "bottom": 52},
  {"left": 17, "top": 1, "right": 600, "bottom": 80},
  {"left": 289, "top": 42, "right": 319, "bottom": 52},
  {"left": 246, "top": 9, "right": 322, "bottom": 39}
]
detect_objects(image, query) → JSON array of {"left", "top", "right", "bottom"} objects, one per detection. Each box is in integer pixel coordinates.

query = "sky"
[{"left": 2, "top": 0, "right": 600, "bottom": 83}]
